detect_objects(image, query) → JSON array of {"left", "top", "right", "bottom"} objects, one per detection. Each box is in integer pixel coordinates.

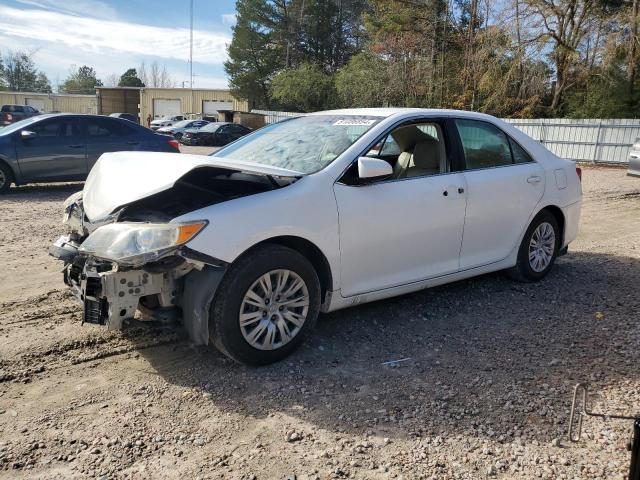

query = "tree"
[
  {"left": 335, "top": 52, "right": 388, "bottom": 107},
  {"left": 2, "top": 50, "right": 52, "bottom": 92},
  {"left": 33, "top": 72, "right": 52, "bottom": 93},
  {"left": 138, "top": 61, "right": 174, "bottom": 87},
  {"left": 270, "top": 63, "right": 336, "bottom": 111},
  {"left": 0, "top": 54, "right": 6, "bottom": 91},
  {"left": 61, "top": 65, "right": 102, "bottom": 94},
  {"left": 225, "top": 0, "right": 285, "bottom": 108},
  {"left": 104, "top": 73, "right": 119, "bottom": 87},
  {"left": 118, "top": 68, "right": 144, "bottom": 87}
]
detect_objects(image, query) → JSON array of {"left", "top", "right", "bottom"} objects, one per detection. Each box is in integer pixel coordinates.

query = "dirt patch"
[{"left": 1, "top": 167, "right": 639, "bottom": 479}]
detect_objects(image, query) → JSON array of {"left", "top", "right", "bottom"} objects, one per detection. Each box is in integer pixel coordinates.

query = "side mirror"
[
  {"left": 21, "top": 130, "right": 37, "bottom": 140},
  {"left": 357, "top": 157, "right": 393, "bottom": 182}
]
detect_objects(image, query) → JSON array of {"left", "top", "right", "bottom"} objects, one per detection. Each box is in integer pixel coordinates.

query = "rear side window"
[
  {"left": 455, "top": 119, "right": 512, "bottom": 169},
  {"left": 509, "top": 138, "right": 534, "bottom": 164},
  {"left": 87, "top": 118, "right": 134, "bottom": 137}
]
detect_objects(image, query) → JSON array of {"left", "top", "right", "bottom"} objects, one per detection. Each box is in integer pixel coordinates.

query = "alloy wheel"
[
  {"left": 239, "top": 269, "right": 310, "bottom": 351},
  {"left": 528, "top": 222, "right": 556, "bottom": 272}
]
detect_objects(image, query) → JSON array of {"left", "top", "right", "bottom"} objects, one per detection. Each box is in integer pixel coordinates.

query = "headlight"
[
  {"left": 62, "top": 191, "right": 83, "bottom": 226},
  {"left": 78, "top": 221, "right": 207, "bottom": 265}
]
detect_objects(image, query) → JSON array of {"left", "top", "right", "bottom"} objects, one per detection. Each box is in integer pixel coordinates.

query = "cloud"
[
  {"left": 221, "top": 13, "right": 236, "bottom": 25},
  {"left": 15, "top": 0, "right": 118, "bottom": 19},
  {"left": 0, "top": 6, "right": 230, "bottom": 65}
]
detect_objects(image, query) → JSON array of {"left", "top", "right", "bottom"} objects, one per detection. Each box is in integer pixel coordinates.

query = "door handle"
[
  {"left": 67, "top": 144, "right": 83, "bottom": 149},
  {"left": 527, "top": 175, "right": 542, "bottom": 184}
]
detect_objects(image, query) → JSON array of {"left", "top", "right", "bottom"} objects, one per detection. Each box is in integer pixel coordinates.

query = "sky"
[{"left": 0, "top": 0, "right": 238, "bottom": 90}]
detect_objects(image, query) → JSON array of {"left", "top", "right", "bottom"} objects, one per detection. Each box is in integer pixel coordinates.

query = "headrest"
[{"left": 412, "top": 140, "right": 440, "bottom": 170}]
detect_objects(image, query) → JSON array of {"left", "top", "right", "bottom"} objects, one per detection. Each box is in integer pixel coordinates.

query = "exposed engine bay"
[{"left": 49, "top": 162, "right": 298, "bottom": 343}]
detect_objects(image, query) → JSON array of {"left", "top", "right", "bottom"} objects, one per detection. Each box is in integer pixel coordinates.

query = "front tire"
[
  {"left": 0, "top": 162, "right": 14, "bottom": 193},
  {"left": 508, "top": 210, "right": 560, "bottom": 282},
  {"left": 209, "top": 244, "right": 321, "bottom": 365}
]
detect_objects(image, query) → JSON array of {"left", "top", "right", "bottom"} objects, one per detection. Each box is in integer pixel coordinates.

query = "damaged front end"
[
  {"left": 49, "top": 152, "right": 301, "bottom": 343},
  {"left": 50, "top": 208, "right": 216, "bottom": 332}
]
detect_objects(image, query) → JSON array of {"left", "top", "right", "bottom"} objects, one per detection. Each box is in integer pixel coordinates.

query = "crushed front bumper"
[{"left": 50, "top": 235, "right": 188, "bottom": 330}]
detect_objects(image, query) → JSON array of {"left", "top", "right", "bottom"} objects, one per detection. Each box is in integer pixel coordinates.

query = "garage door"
[
  {"left": 153, "top": 99, "right": 182, "bottom": 118},
  {"left": 26, "top": 98, "right": 46, "bottom": 112},
  {"left": 203, "top": 100, "right": 234, "bottom": 114}
]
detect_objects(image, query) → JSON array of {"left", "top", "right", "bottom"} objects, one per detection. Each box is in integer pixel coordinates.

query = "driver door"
[
  {"left": 333, "top": 119, "right": 467, "bottom": 297},
  {"left": 15, "top": 116, "right": 86, "bottom": 182}
]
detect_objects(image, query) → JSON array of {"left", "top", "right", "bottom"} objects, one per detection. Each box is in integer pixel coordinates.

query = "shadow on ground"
[{"left": 129, "top": 250, "right": 639, "bottom": 446}]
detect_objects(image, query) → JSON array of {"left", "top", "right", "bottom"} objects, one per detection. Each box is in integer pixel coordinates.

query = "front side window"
[
  {"left": 214, "top": 115, "right": 381, "bottom": 174},
  {"left": 31, "top": 119, "right": 80, "bottom": 137},
  {"left": 455, "top": 119, "right": 513, "bottom": 169},
  {"left": 364, "top": 121, "right": 447, "bottom": 180}
]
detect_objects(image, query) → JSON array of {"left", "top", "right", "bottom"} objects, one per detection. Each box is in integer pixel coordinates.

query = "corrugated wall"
[
  {"left": 0, "top": 92, "right": 97, "bottom": 114},
  {"left": 140, "top": 88, "right": 249, "bottom": 122},
  {"left": 505, "top": 119, "right": 640, "bottom": 164}
]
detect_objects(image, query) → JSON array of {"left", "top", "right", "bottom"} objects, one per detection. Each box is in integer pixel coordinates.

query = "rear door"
[
  {"left": 85, "top": 117, "right": 142, "bottom": 171},
  {"left": 453, "top": 118, "right": 545, "bottom": 270},
  {"left": 15, "top": 116, "right": 86, "bottom": 182}
]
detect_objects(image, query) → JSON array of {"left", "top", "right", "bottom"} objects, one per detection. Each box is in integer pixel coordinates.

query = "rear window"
[{"left": 2, "top": 105, "right": 23, "bottom": 112}]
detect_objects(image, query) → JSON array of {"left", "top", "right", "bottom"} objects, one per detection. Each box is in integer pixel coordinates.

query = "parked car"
[
  {"left": 0, "top": 113, "right": 180, "bottom": 192},
  {"left": 150, "top": 115, "right": 186, "bottom": 131},
  {"left": 109, "top": 112, "right": 138, "bottom": 123},
  {"left": 49, "top": 109, "right": 582, "bottom": 365},
  {"left": 180, "top": 122, "right": 251, "bottom": 146},
  {"left": 2, "top": 104, "right": 40, "bottom": 126},
  {"left": 628, "top": 137, "right": 640, "bottom": 177},
  {"left": 156, "top": 119, "right": 209, "bottom": 140}
]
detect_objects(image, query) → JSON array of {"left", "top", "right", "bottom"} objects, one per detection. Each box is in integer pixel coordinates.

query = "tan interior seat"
[{"left": 394, "top": 138, "right": 442, "bottom": 179}]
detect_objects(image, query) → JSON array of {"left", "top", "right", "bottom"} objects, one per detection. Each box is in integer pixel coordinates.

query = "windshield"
[
  {"left": 201, "top": 123, "right": 222, "bottom": 132},
  {"left": 171, "top": 120, "right": 191, "bottom": 128},
  {"left": 212, "top": 115, "right": 381, "bottom": 174},
  {"left": 0, "top": 116, "right": 43, "bottom": 135}
]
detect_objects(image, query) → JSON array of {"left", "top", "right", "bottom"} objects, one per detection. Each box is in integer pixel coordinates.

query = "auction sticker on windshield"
[{"left": 332, "top": 119, "right": 377, "bottom": 126}]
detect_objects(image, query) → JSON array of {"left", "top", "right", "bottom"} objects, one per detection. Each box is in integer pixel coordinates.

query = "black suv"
[{"left": 2, "top": 104, "right": 41, "bottom": 125}]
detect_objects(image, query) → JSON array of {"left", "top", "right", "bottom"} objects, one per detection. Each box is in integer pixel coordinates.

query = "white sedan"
[{"left": 50, "top": 109, "right": 582, "bottom": 365}]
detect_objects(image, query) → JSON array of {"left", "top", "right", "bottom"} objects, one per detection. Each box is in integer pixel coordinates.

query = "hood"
[
  {"left": 183, "top": 128, "right": 200, "bottom": 134},
  {"left": 156, "top": 126, "right": 173, "bottom": 132},
  {"left": 82, "top": 152, "right": 304, "bottom": 221}
]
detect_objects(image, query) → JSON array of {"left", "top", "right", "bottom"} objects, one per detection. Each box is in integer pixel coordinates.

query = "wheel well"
[
  {"left": 0, "top": 158, "right": 16, "bottom": 183},
  {"left": 254, "top": 236, "right": 333, "bottom": 300},
  {"left": 540, "top": 205, "right": 565, "bottom": 246}
]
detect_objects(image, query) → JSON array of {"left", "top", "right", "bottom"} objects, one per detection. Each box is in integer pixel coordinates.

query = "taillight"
[
  {"left": 168, "top": 139, "right": 180, "bottom": 151},
  {"left": 575, "top": 166, "right": 582, "bottom": 181},
  {"left": 4, "top": 112, "right": 12, "bottom": 121}
]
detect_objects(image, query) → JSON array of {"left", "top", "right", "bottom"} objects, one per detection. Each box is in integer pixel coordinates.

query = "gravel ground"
[{"left": 0, "top": 162, "right": 639, "bottom": 480}]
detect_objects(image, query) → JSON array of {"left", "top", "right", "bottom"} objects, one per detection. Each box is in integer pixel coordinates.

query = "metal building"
[
  {"left": 96, "top": 87, "right": 249, "bottom": 124},
  {"left": 0, "top": 92, "right": 97, "bottom": 114}
]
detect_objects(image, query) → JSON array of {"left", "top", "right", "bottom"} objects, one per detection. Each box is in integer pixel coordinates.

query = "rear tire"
[
  {"left": 0, "top": 162, "right": 14, "bottom": 194},
  {"left": 508, "top": 210, "right": 560, "bottom": 282},
  {"left": 209, "top": 244, "right": 321, "bottom": 365}
]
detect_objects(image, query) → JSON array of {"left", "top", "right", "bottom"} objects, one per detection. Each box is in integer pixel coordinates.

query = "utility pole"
[{"left": 190, "top": 0, "right": 194, "bottom": 89}]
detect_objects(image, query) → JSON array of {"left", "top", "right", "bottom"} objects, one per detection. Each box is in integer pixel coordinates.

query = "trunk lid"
[{"left": 83, "top": 152, "right": 304, "bottom": 221}]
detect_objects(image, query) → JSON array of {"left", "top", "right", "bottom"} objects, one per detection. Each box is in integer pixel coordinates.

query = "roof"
[{"left": 307, "top": 108, "right": 499, "bottom": 120}]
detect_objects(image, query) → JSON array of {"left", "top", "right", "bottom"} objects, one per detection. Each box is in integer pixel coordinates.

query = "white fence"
[
  {"left": 251, "top": 110, "right": 639, "bottom": 164},
  {"left": 505, "top": 119, "right": 639, "bottom": 164}
]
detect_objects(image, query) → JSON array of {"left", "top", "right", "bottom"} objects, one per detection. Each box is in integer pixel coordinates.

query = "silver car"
[
  {"left": 628, "top": 137, "right": 640, "bottom": 177},
  {"left": 156, "top": 119, "right": 209, "bottom": 140}
]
